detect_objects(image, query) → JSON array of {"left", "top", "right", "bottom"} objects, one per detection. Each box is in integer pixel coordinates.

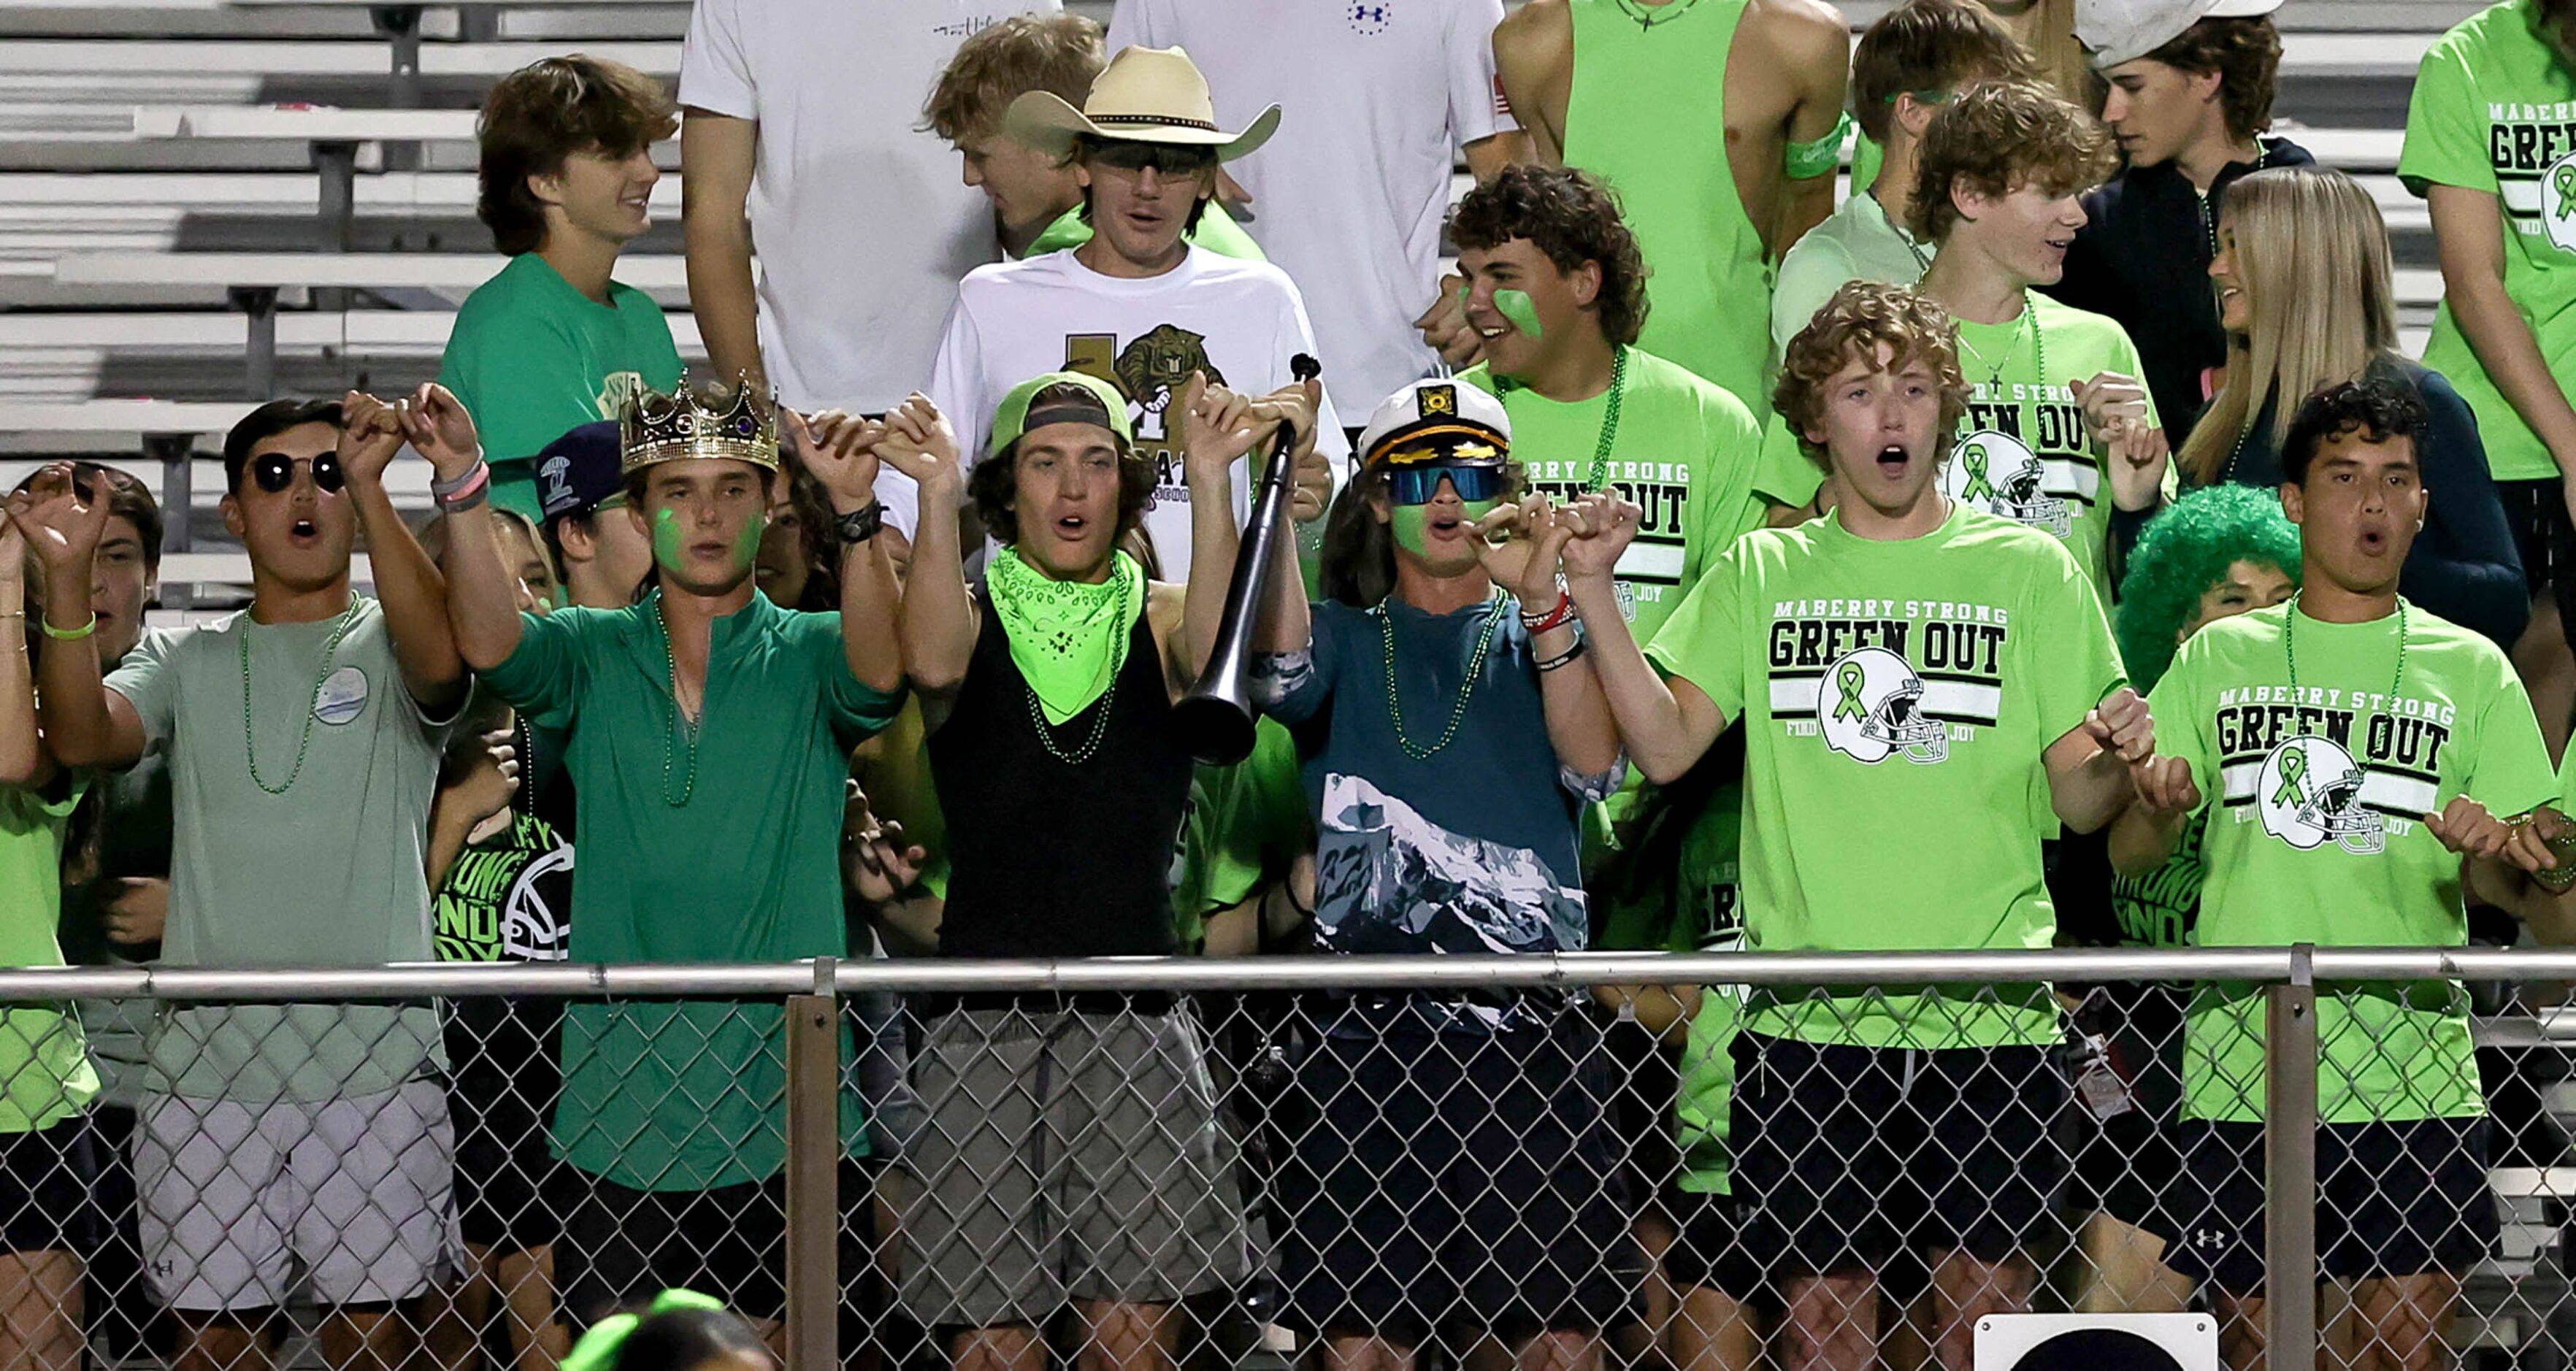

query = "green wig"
[{"left": 2116, "top": 484, "right": 2302, "bottom": 694}]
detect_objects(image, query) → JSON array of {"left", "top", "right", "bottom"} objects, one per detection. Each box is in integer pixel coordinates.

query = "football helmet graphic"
[
  {"left": 2255, "top": 735, "right": 2385, "bottom": 855},
  {"left": 1817, "top": 647, "right": 1949, "bottom": 765},
  {"left": 1946, "top": 431, "right": 2071, "bottom": 537}
]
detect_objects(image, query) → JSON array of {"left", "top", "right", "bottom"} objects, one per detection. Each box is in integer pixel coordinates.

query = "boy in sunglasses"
[
  {"left": 18, "top": 393, "right": 469, "bottom": 1371},
  {"left": 1563, "top": 282, "right": 2152, "bottom": 1371},
  {"left": 1251, "top": 379, "right": 1634, "bottom": 1364},
  {"left": 919, "top": 45, "right": 1348, "bottom": 578}
]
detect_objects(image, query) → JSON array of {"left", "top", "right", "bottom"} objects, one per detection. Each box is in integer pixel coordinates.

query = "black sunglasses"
[
  {"left": 1085, "top": 139, "right": 1219, "bottom": 177},
  {"left": 250, "top": 453, "right": 345, "bottom": 495}
]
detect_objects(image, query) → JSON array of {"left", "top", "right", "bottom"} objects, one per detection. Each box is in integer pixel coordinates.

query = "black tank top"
[{"left": 929, "top": 593, "right": 1191, "bottom": 960}]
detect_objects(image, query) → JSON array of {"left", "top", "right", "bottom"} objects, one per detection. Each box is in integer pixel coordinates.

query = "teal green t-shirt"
[
  {"left": 437, "top": 253, "right": 684, "bottom": 520},
  {"left": 1944, "top": 293, "right": 2161, "bottom": 604},
  {"left": 106, "top": 597, "right": 452, "bottom": 1104},
  {"left": 483, "top": 590, "right": 901, "bottom": 1191},
  {"left": 0, "top": 780, "right": 94, "bottom": 1134},
  {"left": 1024, "top": 201, "right": 1267, "bottom": 263},
  {"left": 1645, "top": 504, "right": 2125, "bottom": 1048},
  {"left": 2400, "top": 0, "right": 2576, "bottom": 482},
  {"left": 2148, "top": 599, "right": 2556, "bottom": 1123}
]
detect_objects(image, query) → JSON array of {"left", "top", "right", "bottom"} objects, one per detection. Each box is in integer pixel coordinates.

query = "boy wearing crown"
[
  {"left": 18, "top": 391, "right": 467, "bottom": 1370},
  {"left": 2117, "top": 377, "right": 2559, "bottom": 1371},
  {"left": 420, "top": 374, "right": 903, "bottom": 1335},
  {"left": 875, "top": 369, "right": 1318, "bottom": 1365},
  {"left": 1563, "top": 282, "right": 2151, "bottom": 1371},
  {"left": 1245, "top": 377, "right": 1630, "bottom": 1364}
]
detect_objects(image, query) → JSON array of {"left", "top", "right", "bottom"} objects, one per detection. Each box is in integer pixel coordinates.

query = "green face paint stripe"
[
  {"left": 1495, "top": 289, "right": 1542, "bottom": 340},
  {"left": 732, "top": 510, "right": 764, "bottom": 572},
  {"left": 1390, "top": 498, "right": 1501, "bottom": 556},
  {"left": 652, "top": 507, "right": 686, "bottom": 575}
]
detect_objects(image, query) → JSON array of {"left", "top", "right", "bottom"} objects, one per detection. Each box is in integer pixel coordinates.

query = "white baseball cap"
[{"left": 2076, "top": 0, "right": 2283, "bottom": 69}]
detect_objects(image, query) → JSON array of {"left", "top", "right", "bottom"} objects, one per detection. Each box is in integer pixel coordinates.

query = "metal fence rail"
[{"left": 9, "top": 947, "right": 2576, "bottom": 1370}]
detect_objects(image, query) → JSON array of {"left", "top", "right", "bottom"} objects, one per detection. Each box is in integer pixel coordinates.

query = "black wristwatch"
[{"left": 835, "top": 502, "right": 886, "bottom": 545}]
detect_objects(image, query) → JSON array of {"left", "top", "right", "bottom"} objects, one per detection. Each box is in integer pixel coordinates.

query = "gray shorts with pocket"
[{"left": 895, "top": 1001, "right": 1251, "bottom": 1330}]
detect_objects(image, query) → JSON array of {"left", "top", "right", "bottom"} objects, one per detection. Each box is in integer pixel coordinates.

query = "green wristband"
[
  {"left": 39, "top": 614, "right": 95, "bottom": 641},
  {"left": 1785, "top": 109, "right": 1854, "bottom": 181}
]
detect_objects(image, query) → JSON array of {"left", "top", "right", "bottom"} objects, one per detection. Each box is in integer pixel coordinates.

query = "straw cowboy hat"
[{"left": 1003, "top": 45, "right": 1281, "bottom": 161}]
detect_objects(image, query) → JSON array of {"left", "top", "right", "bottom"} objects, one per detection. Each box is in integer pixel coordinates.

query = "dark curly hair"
[
  {"left": 2115, "top": 484, "right": 2300, "bottom": 694},
  {"left": 2281, "top": 375, "right": 2430, "bottom": 486},
  {"left": 1910, "top": 80, "right": 2117, "bottom": 243},
  {"left": 1449, "top": 165, "right": 1650, "bottom": 347},
  {"left": 2141, "top": 16, "right": 2282, "bottom": 145},
  {"left": 967, "top": 383, "right": 1157, "bottom": 548},
  {"left": 477, "top": 55, "right": 677, "bottom": 256},
  {"left": 1771, "top": 281, "right": 1971, "bottom": 472}
]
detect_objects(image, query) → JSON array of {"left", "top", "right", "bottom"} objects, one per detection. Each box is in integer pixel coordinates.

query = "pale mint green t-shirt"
[
  {"left": 1771, "top": 188, "right": 1931, "bottom": 362},
  {"left": 105, "top": 596, "right": 451, "bottom": 1103},
  {"left": 1645, "top": 504, "right": 2125, "bottom": 1048},
  {"left": 437, "top": 252, "right": 684, "bottom": 520},
  {"left": 2149, "top": 599, "right": 2556, "bottom": 1124}
]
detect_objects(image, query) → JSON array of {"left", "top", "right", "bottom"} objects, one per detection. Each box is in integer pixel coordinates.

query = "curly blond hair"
[
  {"left": 1772, "top": 281, "right": 1972, "bottom": 472},
  {"left": 1909, "top": 79, "right": 2116, "bottom": 243}
]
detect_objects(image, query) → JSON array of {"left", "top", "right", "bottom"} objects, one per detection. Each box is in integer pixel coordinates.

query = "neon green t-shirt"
[
  {"left": 437, "top": 253, "right": 684, "bottom": 521},
  {"left": 0, "top": 780, "right": 95, "bottom": 1134},
  {"left": 2148, "top": 599, "right": 2556, "bottom": 1123},
  {"left": 1463, "top": 347, "right": 1763, "bottom": 647},
  {"left": 2400, "top": 0, "right": 2576, "bottom": 482},
  {"left": 1169, "top": 715, "right": 1307, "bottom": 951},
  {"left": 1944, "top": 293, "right": 2159, "bottom": 604},
  {"left": 1646, "top": 502, "right": 2125, "bottom": 1048}
]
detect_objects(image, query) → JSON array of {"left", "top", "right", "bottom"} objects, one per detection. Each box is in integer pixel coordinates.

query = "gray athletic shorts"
[
  {"left": 137, "top": 1080, "right": 457, "bottom": 1311},
  {"left": 895, "top": 1000, "right": 1251, "bottom": 1330}
]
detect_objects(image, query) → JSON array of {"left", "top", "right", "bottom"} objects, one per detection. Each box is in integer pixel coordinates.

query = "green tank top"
[{"left": 1564, "top": 0, "right": 1774, "bottom": 408}]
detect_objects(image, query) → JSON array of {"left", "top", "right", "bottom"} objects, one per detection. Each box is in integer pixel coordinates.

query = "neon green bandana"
[{"left": 988, "top": 548, "right": 1146, "bottom": 724}]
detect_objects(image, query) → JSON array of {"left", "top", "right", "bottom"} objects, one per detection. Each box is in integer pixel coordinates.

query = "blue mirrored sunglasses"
[{"left": 1389, "top": 464, "right": 1504, "bottom": 506}]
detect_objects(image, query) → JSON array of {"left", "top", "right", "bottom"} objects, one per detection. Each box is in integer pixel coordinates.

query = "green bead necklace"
[
  {"left": 1496, "top": 345, "right": 1628, "bottom": 493},
  {"left": 1373, "top": 593, "right": 1503, "bottom": 760},
  {"left": 239, "top": 596, "right": 365, "bottom": 796},
  {"left": 649, "top": 591, "right": 704, "bottom": 807}
]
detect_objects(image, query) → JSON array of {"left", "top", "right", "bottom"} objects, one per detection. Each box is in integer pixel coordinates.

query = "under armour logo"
[
  {"left": 1348, "top": 1, "right": 1390, "bottom": 33},
  {"left": 2189, "top": 1228, "right": 2228, "bottom": 1251}
]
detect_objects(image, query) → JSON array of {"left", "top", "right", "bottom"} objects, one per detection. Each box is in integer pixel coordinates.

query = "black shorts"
[
  {"left": 1663, "top": 1186, "right": 1766, "bottom": 1304},
  {"left": 1274, "top": 1005, "right": 1639, "bottom": 1342},
  {"left": 1603, "top": 1017, "right": 1684, "bottom": 1224},
  {"left": 0, "top": 1113, "right": 97, "bottom": 1256},
  {"left": 2496, "top": 478, "right": 2573, "bottom": 629},
  {"left": 2166, "top": 1116, "right": 2496, "bottom": 1294},
  {"left": 2063, "top": 981, "right": 2191, "bottom": 1242},
  {"left": 1729, "top": 1032, "right": 2067, "bottom": 1279},
  {"left": 445, "top": 998, "right": 570, "bottom": 1256},
  {"left": 564, "top": 1158, "right": 880, "bottom": 1330}
]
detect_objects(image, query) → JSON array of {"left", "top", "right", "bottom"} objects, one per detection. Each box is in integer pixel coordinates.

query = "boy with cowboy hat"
[{"left": 920, "top": 44, "right": 1348, "bottom": 581}]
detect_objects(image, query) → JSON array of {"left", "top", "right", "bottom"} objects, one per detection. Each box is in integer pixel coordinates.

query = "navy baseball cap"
[{"left": 534, "top": 421, "right": 625, "bottom": 523}]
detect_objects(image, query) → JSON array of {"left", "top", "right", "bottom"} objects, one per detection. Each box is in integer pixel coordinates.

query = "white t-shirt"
[
  {"left": 1107, "top": 0, "right": 1516, "bottom": 413},
  {"left": 679, "top": 0, "right": 1055, "bottom": 418},
  {"left": 922, "top": 244, "right": 1352, "bottom": 579}
]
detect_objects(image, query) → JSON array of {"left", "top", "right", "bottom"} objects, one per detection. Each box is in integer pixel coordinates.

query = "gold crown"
[{"left": 619, "top": 372, "right": 780, "bottom": 474}]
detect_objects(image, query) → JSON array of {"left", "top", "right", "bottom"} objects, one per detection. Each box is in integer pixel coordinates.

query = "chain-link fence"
[{"left": 5, "top": 949, "right": 2576, "bottom": 1369}]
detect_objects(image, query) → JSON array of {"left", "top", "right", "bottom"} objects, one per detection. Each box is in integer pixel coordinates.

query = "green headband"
[{"left": 560, "top": 1289, "right": 730, "bottom": 1371}]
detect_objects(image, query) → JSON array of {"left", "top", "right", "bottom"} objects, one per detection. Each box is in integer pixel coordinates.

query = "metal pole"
[
  {"left": 231, "top": 287, "right": 277, "bottom": 400},
  {"left": 372, "top": 7, "right": 424, "bottom": 112},
  {"left": 783, "top": 969, "right": 840, "bottom": 1370},
  {"left": 313, "top": 141, "right": 358, "bottom": 253},
  {"left": 2265, "top": 943, "right": 2319, "bottom": 1368}
]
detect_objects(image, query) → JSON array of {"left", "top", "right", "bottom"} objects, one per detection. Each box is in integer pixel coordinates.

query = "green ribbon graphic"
[
  {"left": 2270, "top": 746, "right": 2307, "bottom": 807},
  {"left": 2558, "top": 164, "right": 2576, "bottom": 220},
  {"left": 1960, "top": 441, "right": 1996, "bottom": 501},
  {"left": 1832, "top": 660, "right": 1868, "bottom": 722}
]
